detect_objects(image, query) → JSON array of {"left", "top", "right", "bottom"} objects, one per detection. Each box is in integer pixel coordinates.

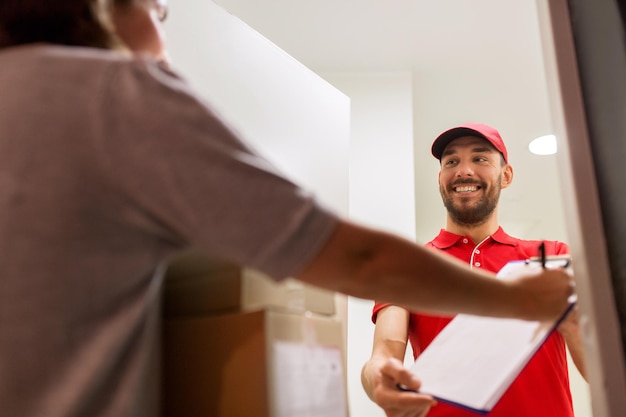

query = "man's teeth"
[{"left": 455, "top": 185, "right": 478, "bottom": 192}]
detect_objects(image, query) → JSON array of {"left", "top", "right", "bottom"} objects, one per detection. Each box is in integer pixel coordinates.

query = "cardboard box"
[
  {"left": 162, "top": 309, "right": 349, "bottom": 417},
  {"left": 163, "top": 249, "right": 336, "bottom": 316}
]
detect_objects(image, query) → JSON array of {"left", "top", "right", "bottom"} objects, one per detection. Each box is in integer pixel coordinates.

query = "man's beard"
[{"left": 440, "top": 177, "right": 501, "bottom": 227}]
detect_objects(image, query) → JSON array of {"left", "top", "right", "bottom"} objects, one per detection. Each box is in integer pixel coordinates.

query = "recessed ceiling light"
[{"left": 528, "top": 134, "right": 557, "bottom": 155}]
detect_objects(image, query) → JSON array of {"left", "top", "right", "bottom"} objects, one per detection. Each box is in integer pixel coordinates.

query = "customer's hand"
[{"left": 509, "top": 266, "right": 575, "bottom": 321}]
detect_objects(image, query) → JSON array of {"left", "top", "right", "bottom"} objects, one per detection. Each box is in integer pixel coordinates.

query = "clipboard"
[{"left": 405, "top": 256, "right": 575, "bottom": 414}]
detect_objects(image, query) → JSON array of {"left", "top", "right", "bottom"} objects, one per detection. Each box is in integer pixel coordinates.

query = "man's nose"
[{"left": 454, "top": 161, "right": 475, "bottom": 177}]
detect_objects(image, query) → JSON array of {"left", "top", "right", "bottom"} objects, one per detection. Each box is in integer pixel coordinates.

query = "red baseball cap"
[{"left": 431, "top": 123, "right": 508, "bottom": 163}]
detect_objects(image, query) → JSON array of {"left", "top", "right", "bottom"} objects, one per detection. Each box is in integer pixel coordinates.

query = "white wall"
[
  {"left": 164, "top": 0, "right": 350, "bottom": 214},
  {"left": 321, "top": 72, "right": 416, "bottom": 417}
]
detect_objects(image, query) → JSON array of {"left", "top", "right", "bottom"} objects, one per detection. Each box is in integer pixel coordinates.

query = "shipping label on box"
[{"left": 271, "top": 342, "right": 347, "bottom": 417}]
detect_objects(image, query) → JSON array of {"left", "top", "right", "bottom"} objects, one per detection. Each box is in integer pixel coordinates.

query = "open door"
[{"left": 538, "top": 0, "right": 626, "bottom": 415}]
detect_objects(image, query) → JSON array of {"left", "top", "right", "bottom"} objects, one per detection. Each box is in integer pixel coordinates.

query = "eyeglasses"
[{"left": 153, "top": 0, "right": 168, "bottom": 22}]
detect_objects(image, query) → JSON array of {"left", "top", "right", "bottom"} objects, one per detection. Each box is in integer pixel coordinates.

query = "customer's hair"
[{"left": 0, "top": 0, "right": 130, "bottom": 49}]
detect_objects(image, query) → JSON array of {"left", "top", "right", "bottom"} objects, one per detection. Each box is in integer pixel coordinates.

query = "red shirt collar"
[{"left": 430, "top": 226, "right": 517, "bottom": 249}]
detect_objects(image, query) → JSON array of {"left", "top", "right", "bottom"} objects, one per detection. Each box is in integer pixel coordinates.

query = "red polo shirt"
[{"left": 372, "top": 227, "right": 573, "bottom": 417}]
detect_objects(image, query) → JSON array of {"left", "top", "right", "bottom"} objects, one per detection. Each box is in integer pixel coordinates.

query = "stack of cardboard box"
[{"left": 161, "top": 249, "right": 349, "bottom": 417}]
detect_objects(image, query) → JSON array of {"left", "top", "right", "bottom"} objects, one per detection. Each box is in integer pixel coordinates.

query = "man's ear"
[{"left": 501, "top": 164, "right": 514, "bottom": 189}]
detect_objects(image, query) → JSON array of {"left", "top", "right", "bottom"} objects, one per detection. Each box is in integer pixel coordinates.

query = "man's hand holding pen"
[{"left": 536, "top": 240, "right": 576, "bottom": 301}]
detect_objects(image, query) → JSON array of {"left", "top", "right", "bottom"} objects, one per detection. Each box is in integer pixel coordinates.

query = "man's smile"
[{"left": 454, "top": 185, "right": 480, "bottom": 193}]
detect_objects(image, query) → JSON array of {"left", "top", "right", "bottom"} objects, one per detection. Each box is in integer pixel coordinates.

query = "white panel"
[
  {"left": 163, "top": 0, "right": 350, "bottom": 214},
  {"left": 324, "top": 72, "right": 416, "bottom": 238},
  {"left": 323, "top": 72, "right": 415, "bottom": 417}
]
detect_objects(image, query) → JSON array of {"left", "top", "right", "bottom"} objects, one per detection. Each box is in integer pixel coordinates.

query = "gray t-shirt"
[{"left": 0, "top": 44, "right": 338, "bottom": 417}]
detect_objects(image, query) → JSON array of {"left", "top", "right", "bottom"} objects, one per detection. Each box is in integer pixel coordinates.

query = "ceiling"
[
  {"left": 212, "top": 1, "right": 543, "bottom": 71},
  {"left": 209, "top": 0, "right": 568, "bottom": 241}
]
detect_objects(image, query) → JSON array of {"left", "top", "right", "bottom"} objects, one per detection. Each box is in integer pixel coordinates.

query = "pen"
[{"left": 538, "top": 241, "right": 546, "bottom": 269}]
